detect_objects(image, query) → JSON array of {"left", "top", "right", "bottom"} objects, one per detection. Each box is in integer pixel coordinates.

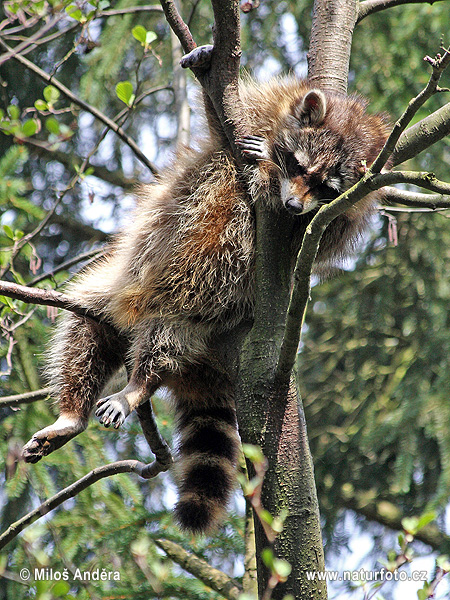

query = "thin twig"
[
  {"left": 28, "top": 248, "right": 105, "bottom": 286},
  {"left": 0, "top": 388, "right": 51, "bottom": 408},
  {"left": 136, "top": 400, "right": 173, "bottom": 476},
  {"left": 376, "top": 170, "right": 450, "bottom": 195},
  {"left": 23, "top": 138, "right": 136, "bottom": 189},
  {"left": 371, "top": 46, "right": 450, "bottom": 173},
  {"left": 100, "top": 5, "right": 163, "bottom": 17},
  {"left": 0, "top": 39, "right": 158, "bottom": 175},
  {"left": 357, "top": 0, "right": 444, "bottom": 22},
  {"left": 0, "top": 15, "right": 62, "bottom": 66}
]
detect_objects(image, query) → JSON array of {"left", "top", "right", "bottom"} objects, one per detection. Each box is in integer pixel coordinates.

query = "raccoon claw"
[
  {"left": 180, "top": 44, "right": 214, "bottom": 69},
  {"left": 22, "top": 417, "right": 86, "bottom": 463},
  {"left": 96, "top": 395, "right": 130, "bottom": 429},
  {"left": 236, "top": 135, "right": 269, "bottom": 161}
]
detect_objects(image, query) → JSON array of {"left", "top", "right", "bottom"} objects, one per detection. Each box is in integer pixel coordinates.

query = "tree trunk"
[
  {"left": 308, "top": 0, "right": 357, "bottom": 94},
  {"left": 236, "top": 205, "right": 327, "bottom": 599}
]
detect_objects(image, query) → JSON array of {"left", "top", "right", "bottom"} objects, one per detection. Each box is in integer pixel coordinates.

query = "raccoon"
[{"left": 22, "top": 75, "right": 389, "bottom": 533}]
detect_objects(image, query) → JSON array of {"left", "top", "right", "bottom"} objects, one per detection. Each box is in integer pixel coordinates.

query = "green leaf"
[
  {"left": 0, "top": 295, "right": 15, "bottom": 309},
  {"left": 259, "top": 509, "right": 274, "bottom": 525},
  {"left": 21, "top": 119, "right": 38, "bottom": 137},
  {"left": 115, "top": 81, "right": 134, "bottom": 106},
  {"left": 416, "top": 512, "right": 436, "bottom": 531},
  {"left": 7, "top": 105, "right": 20, "bottom": 120},
  {"left": 66, "top": 5, "right": 83, "bottom": 21},
  {"left": 132, "top": 25, "right": 147, "bottom": 44},
  {"left": 3, "top": 225, "right": 14, "bottom": 239},
  {"left": 242, "top": 443, "right": 265, "bottom": 464},
  {"left": 34, "top": 99, "right": 48, "bottom": 111},
  {"left": 402, "top": 516, "right": 419, "bottom": 535},
  {"left": 417, "top": 583, "right": 431, "bottom": 600},
  {"left": 436, "top": 555, "right": 450, "bottom": 571},
  {"left": 43, "top": 85, "right": 60, "bottom": 106},
  {"left": 146, "top": 30, "right": 157, "bottom": 45},
  {"left": 261, "top": 548, "right": 274, "bottom": 568},
  {"left": 52, "top": 581, "right": 71, "bottom": 597},
  {"left": 272, "top": 558, "right": 292, "bottom": 579},
  {"left": 45, "top": 117, "right": 60, "bottom": 135}
]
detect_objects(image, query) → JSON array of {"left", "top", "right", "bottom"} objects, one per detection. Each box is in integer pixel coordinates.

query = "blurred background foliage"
[{"left": 0, "top": 0, "right": 449, "bottom": 598}]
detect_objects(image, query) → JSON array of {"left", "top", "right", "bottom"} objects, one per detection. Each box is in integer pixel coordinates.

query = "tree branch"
[
  {"left": 0, "top": 15, "right": 62, "bottom": 66},
  {"left": 391, "top": 101, "right": 450, "bottom": 167},
  {"left": 0, "top": 460, "right": 167, "bottom": 549},
  {"left": 154, "top": 538, "right": 243, "bottom": 600},
  {"left": 0, "top": 280, "right": 101, "bottom": 322},
  {"left": 159, "top": 0, "right": 196, "bottom": 54},
  {"left": 0, "top": 40, "right": 158, "bottom": 175},
  {"left": 0, "top": 387, "right": 51, "bottom": 408},
  {"left": 376, "top": 170, "right": 450, "bottom": 194},
  {"left": 136, "top": 400, "right": 173, "bottom": 477},
  {"left": 382, "top": 186, "right": 450, "bottom": 208},
  {"left": 99, "top": 5, "right": 163, "bottom": 17},
  {"left": 275, "top": 165, "right": 450, "bottom": 380},
  {"left": 371, "top": 46, "right": 450, "bottom": 173},
  {"left": 357, "top": 0, "right": 444, "bottom": 22}
]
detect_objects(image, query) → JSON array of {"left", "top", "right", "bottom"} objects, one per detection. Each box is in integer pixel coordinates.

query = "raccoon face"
[
  {"left": 273, "top": 89, "right": 362, "bottom": 216},
  {"left": 276, "top": 146, "right": 345, "bottom": 215}
]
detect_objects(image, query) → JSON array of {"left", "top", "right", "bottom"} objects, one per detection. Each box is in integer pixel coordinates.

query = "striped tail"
[{"left": 174, "top": 403, "right": 239, "bottom": 534}]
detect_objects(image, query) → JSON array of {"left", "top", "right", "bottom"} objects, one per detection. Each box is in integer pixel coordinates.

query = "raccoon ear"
[{"left": 294, "top": 90, "right": 327, "bottom": 125}]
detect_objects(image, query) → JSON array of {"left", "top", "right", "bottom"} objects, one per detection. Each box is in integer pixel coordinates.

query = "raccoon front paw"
[
  {"left": 236, "top": 135, "right": 270, "bottom": 161},
  {"left": 95, "top": 394, "right": 130, "bottom": 429},
  {"left": 22, "top": 416, "right": 86, "bottom": 463},
  {"left": 180, "top": 44, "right": 214, "bottom": 69}
]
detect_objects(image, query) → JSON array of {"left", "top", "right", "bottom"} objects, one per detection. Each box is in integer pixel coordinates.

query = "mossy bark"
[{"left": 236, "top": 204, "right": 327, "bottom": 599}]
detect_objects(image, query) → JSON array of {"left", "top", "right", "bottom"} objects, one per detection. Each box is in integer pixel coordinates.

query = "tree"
[{"left": 1, "top": 1, "right": 450, "bottom": 599}]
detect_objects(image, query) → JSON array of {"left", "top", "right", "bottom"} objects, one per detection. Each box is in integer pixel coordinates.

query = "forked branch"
[
  {"left": 0, "top": 459, "right": 171, "bottom": 550},
  {"left": 277, "top": 47, "right": 450, "bottom": 380},
  {"left": 371, "top": 46, "right": 450, "bottom": 172}
]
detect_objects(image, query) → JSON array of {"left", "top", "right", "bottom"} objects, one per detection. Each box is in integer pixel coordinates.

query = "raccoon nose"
[{"left": 285, "top": 197, "right": 304, "bottom": 215}]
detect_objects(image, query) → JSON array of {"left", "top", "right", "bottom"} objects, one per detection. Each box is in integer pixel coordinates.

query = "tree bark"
[
  {"left": 236, "top": 205, "right": 326, "bottom": 599},
  {"left": 308, "top": 0, "right": 358, "bottom": 94}
]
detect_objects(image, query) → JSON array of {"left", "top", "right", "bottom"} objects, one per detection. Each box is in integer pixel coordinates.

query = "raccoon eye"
[
  {"left": 316, "top": 183, "right": 341, "bottom": 200},
  {"left": 284, "top": 152, "right": 306, "bottom": 178}
]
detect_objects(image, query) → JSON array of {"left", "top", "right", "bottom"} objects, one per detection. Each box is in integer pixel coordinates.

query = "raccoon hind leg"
[{"left": 22, "top": 314, "right": 127, "bottom": 463}]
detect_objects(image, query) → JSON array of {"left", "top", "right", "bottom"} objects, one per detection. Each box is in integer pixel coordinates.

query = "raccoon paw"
[
  {"left": 22, "top": 416, "right": 86, "bottom": 463},
  {"left": 236, "top": 135, "right": 270, "bottom": 161},
  {"left": 95, "top": 393, "right": 130, "bottom": 429},
  {"left": 180, "top": 44, "right": 213, "bottom": 69}
]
